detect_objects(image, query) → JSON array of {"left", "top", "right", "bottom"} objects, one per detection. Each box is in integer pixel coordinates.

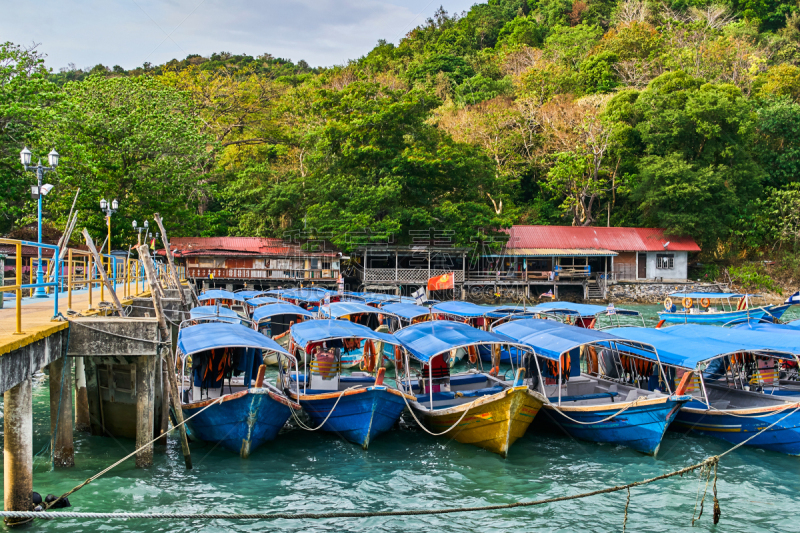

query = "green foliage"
[
  {"left": 728, "top": 262, "right": 783, "bottom": 294},
  {"left": 0, "top": 43, "right": 57, "bottom": 235},
  {"left": 40, "top": 75, "right": 214, "bottom": 248},
  {"left": 579, "top": 51, "right": 620, "bottom": 93},
  {"left": 496, "top": 15, "right": 545, "bottom": 47},
  {"left": 455, "top": 74, "right": 514, "bottom": 105}
]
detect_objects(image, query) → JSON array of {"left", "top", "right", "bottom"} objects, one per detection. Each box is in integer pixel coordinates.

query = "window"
[{"left": 656, "top": 254, "right": 674, "bottom": 269}]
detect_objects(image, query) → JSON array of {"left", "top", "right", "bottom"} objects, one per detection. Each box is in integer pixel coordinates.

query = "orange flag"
[{"left": 428, "top": 272, "right": 454, "bottom": 291}]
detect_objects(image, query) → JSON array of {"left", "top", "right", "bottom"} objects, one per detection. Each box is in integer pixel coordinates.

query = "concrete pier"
[
  {"left": 4, "top": 378, "right": 33, "bottom": 523},
  {"left": 134, "top": 353, "right": 156, "bottom": 468},
  {"left": 49, "top": 357, "right": 75, "bottom": 467}
]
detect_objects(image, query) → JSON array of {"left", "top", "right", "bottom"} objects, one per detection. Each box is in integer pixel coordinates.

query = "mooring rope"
[
  {"left": 546, "top": 395, "right": 648, "bottom": 425},
  {"left": 288, "top": 386, "right": 363, "bottom": 431},
  {"left": 398, "top": 384, "right": 477, "bottom": 437},
  {"left": 7, "top": 394, "right": 799, "bottom": 525}
]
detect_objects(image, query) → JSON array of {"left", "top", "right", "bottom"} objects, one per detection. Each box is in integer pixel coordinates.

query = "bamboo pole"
[
  {"left": 82, "top": 229, "right": 125, "bottom": 317},
  {"left": 153, "top": 214, "right": 190, "bottom": 316},
  {"left": 137, "top": 244, "right": 192, "bottom": 469}
]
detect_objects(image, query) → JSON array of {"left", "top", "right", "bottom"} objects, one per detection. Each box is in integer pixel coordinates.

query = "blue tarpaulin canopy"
[
  {"left": 788, "top": 319, "right": 800, "bottom": 328},
  {"left": 246, "top": 296, "right": 283, "bottom": 306},
  {"left": 381, "top": 303, "right": 430, "bottom": 321},
  {"left": 485, "top": 305, "right": 540, "bottom": 319},
  {"left": 394, "top": 320, "right": 522, "bottom": 363},
  {"left": 282, "top": 288, "right": 337, "bottom": 303},
  {"left": 290, "top": 319, "right": 399, "bottom": 350},
  {"left": 605, "top": 326, "right": 791, "bottom": 368},
  {"left": 236, "top": 290, "right": 271, "bottom": 299},
  {"left": 190, "top": 305, "right": 242, "bottom": 323},
  {"left": 253, "top": 303, "right": 314, "bottom": 323},
  {"left": 198, "top": 289, "right": 245, "bottom": 302},
  {"left": 529, "top": 301, "right": 640, "bottom": 317},
  {"left": 431, "top": 301, "right": 497, "bottom": 317},
  {"left": 320, "top": 302, "right": 387, "bottom": 319},
  {"left": 668, "top": 292, "right": 746, "bottom": 299},
  {"left": 659, "top": 324, "right": 800, "bottom": 356},
  {"left": 178, "top": 322, "right": 290, "bottom": 357},
  {"left": 494, "top": 319, "right": 622, "bottom": 361}
]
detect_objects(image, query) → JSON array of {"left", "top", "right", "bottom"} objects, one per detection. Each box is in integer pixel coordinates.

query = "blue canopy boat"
[
  {"left": 198, "top": 289, "right": 248, "bottom": 316},
  {"left": 245, "top": 296, "right": 283, "bottom": 310},
  {"left": 253, "top": 303, "right": 314, "bottom": 365},
  {"left": 380, "top": 302, "right": 432, "bottom": 329},
  {"left": 493, "top": 319, "right": 691, "bottom": 455},
  {"left": 607, "top": 326, "right": 800, "bottom": 455},
  {"left": 176, "top": 321, "right": 300, "bottom": 457},
  {"left": 269, "top": 287, "right": 339, "bottom": 312},
  {"left": 235, "top": 290, "right": 272, "bottom": 300},
  {"left": 317, "top": 302, "right": 399, "bottom": 368},
  {"left": 189, "top": 305, "right": 246, "bottom": 325},
  {"left": 394, "top": 321, "right": 545, "bottom": 457},
  {"left": 430, "top": 302, "right": 511, "bottom": 365},
  {"left": 657, "top": 292, "right": 768, "bottom": 324},
  {"left": 283, "top": 320, "right": 414, "bottom": 449},
  {"left": 526, "top": 301, "right": 644, "bottom": 329}
]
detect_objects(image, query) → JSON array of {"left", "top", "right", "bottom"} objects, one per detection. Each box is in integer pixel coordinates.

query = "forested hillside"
[{"left": 3, "top": 0, "right": 800, "bottom": 270}]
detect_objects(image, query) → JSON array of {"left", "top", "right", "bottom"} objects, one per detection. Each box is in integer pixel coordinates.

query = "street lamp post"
[
  {"left": 20, "top": 147, "right": 59, "bottom": 298},
  {"left": 132, "top": 219, "right": 148, "bottom": 246},
  {"left": 100, "top": 198, "right": 118, "bottom": 295}
]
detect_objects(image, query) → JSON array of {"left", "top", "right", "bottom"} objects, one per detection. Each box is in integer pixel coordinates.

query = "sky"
[{"left": 2, "top": 0, "right": 479, "bottom": 71}]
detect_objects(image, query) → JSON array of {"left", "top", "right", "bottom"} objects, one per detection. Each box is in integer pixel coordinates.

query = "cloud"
[{"left": 1, "top": 0, "right": 478, "bottom": 71}]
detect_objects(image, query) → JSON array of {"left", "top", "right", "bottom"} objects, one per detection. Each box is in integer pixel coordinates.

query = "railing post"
[
  {"left": 53, "top": 246, "right": 59, "bottom": 318},
  {"left": 87, "top": 255, "right": 93, "bottom": 311},
  {"left": 14, "top": 242, "right": 22, "bottom": 335},
  {"left": 68, "top": 249, "right": 73, "bottom": 310}
]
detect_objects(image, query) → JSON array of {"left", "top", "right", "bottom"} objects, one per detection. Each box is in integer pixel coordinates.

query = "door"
[{"left": 637, "top": 253, "right": 647, "bottom": 279}]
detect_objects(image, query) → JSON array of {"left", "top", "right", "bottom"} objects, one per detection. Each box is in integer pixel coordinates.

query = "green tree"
[
  {"left": 0, "top": 43, "right": 57, "bottom": 234},
  {"left": 40, "top": 75, "right": 213, "bottom": 248}
]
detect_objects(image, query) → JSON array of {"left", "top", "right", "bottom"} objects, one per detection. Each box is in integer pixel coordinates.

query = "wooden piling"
[
  {"left": 74, "top": 357, "right": 91, "bottom": 432},
  {"left": 137, "top": 244, "right": 192, "bottom": 469},
  {"left": 134, "top": 353, "right": 156, "bottom": 468},
  {"left": 158, "top": 359, "right": 170, "bottom": 445},
  {"left": 4, "top": 377, "right": 33, "bottom": 524},
  {"left": 49, "top": 357, "right": 75, "bottom": 467}
]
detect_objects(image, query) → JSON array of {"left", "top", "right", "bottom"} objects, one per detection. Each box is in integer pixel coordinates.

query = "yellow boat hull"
[{"left": 413, "top": 386, "right": 544, "bottom": 457}]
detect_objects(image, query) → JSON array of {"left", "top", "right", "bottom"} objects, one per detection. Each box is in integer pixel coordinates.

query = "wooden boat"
[
  {"left": 253, "top": 302, "right": 314, "bottom": 365},
  {"left": 283, "top": 319, "right": 414, "bottom": 449},
  {"left": 609, "top": 325, "right": 800, "bottom": 455},
  {"left": 197, "top": 289, "right": 249, "bottom": 316},
  {"left": 176, "top": 320, "right": 300, "bottom": 457},
  {"left": 494, "top": 319, "right": 691, "bottom": 455},
  {"left": 394, "top": 320, "right": 545, "bottom": 457},
  {"left": 657, "top": 292, "right": 768, "bottom": 324}
]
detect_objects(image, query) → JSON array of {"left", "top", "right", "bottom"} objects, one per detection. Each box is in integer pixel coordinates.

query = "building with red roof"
[
  {"left": 497, "top": 225, "right": 699, "bottom": 284},
  {"left": 156, "top": 237, "right": 341, "bottom": 289}
]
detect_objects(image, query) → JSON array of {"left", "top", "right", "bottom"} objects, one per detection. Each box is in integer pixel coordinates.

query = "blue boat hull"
[
  {"left": 765, "top": 303, "right": 793, "bottom": 321},
  {"left": 294, "top": 386, "right": 407, "bottom": 449},
  {"left": 658, "top": 308, "right": 767, "bottom": 324},
  {"left": 672, "top": 403, "right": 800, "bottom": 455},
  {"left": 542, "top": 396, "right": 688, "bottom": 455},
  {"left": 182, "top": 388, "right": 295, "bottom": 457}
]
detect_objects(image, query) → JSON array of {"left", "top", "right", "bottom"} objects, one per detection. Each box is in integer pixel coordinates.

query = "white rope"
[
  {"left": 706, "top": 402, "right": 798, "bottom": 419},
  {"left": 288, "top": 386, "right": 363, "bottom": 431},
  {"left": 398, "top": 385, "right": 479, "bottom": 437}
]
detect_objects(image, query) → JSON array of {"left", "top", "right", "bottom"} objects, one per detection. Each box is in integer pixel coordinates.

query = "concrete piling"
[
  {"left": 49, "top": 357, "right": 75, "bottom": 467},
  {"left": 4, "top": 377, "right": 33, "bottom": 523},
  {"left": 74, "top": 357, "right": 91, "bottom": 432},
  {"left": 135, "top": 353, "right": 157, "bottom": 468}
]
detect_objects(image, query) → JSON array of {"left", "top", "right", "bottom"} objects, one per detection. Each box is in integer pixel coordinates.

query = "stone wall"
[{"left": 606, "top": 282, "right": 728, "bottom": 304}]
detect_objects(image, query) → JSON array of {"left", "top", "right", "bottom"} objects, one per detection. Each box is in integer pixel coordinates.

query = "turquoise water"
[{"left": 3, "top": 304, "right": 800, "bottom": 532}]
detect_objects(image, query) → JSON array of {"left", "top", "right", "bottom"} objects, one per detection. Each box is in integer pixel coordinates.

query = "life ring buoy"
[
  {"left": 663, "top": 297, "right": 673, "bottom": 310},
  {"left": 467, "top": 345, "right": 477, "bottom": 364},
  {"left": 682, "top": 297, "right": 693, "bottom": 309},
  {"left": 361, "top": 340, "right": 376, "bottom": 373},
  {"left": 700, "top": 297, "right": 711, "bottom": 308}
]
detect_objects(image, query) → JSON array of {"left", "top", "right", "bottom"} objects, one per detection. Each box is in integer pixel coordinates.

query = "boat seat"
[
  {"left": 625, "top": 390, "right": 639, "bottom": 402},
  {"left": 547, "top": 392, "right": 619, "bottom": 403},
  {"left": 416, "top": 385, "right": 504, "bottom": 404},
  {"left": 450, "top": 374, "right": 491, "bottom": 386}
]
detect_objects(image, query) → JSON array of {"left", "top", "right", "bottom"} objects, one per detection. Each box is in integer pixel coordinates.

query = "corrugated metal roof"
[
  {"left": 506, "top": 226, "right": 700, "bottom": 252},
  {"left": 495, "top": 248, "right": 617, "bottom": 257}
]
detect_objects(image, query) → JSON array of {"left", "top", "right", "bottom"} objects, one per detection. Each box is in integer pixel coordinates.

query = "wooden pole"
[
  {"left": 4, "top": 377, "right": 32, "bottom": 524},
  {"left": 153, "top": 214, "right": 190, "bottom": 316},
  {"left": 82, "top": 229, "right": 125, "bottom": 317},
  {"left": 137, "top": 244, "right": 192, "bottom": 469},
  {"left": 134, "top": 352, "right": 156, "bottom": 468},
  {"left": 48, "top": 356, "right": 75, "bottom": 467}
]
